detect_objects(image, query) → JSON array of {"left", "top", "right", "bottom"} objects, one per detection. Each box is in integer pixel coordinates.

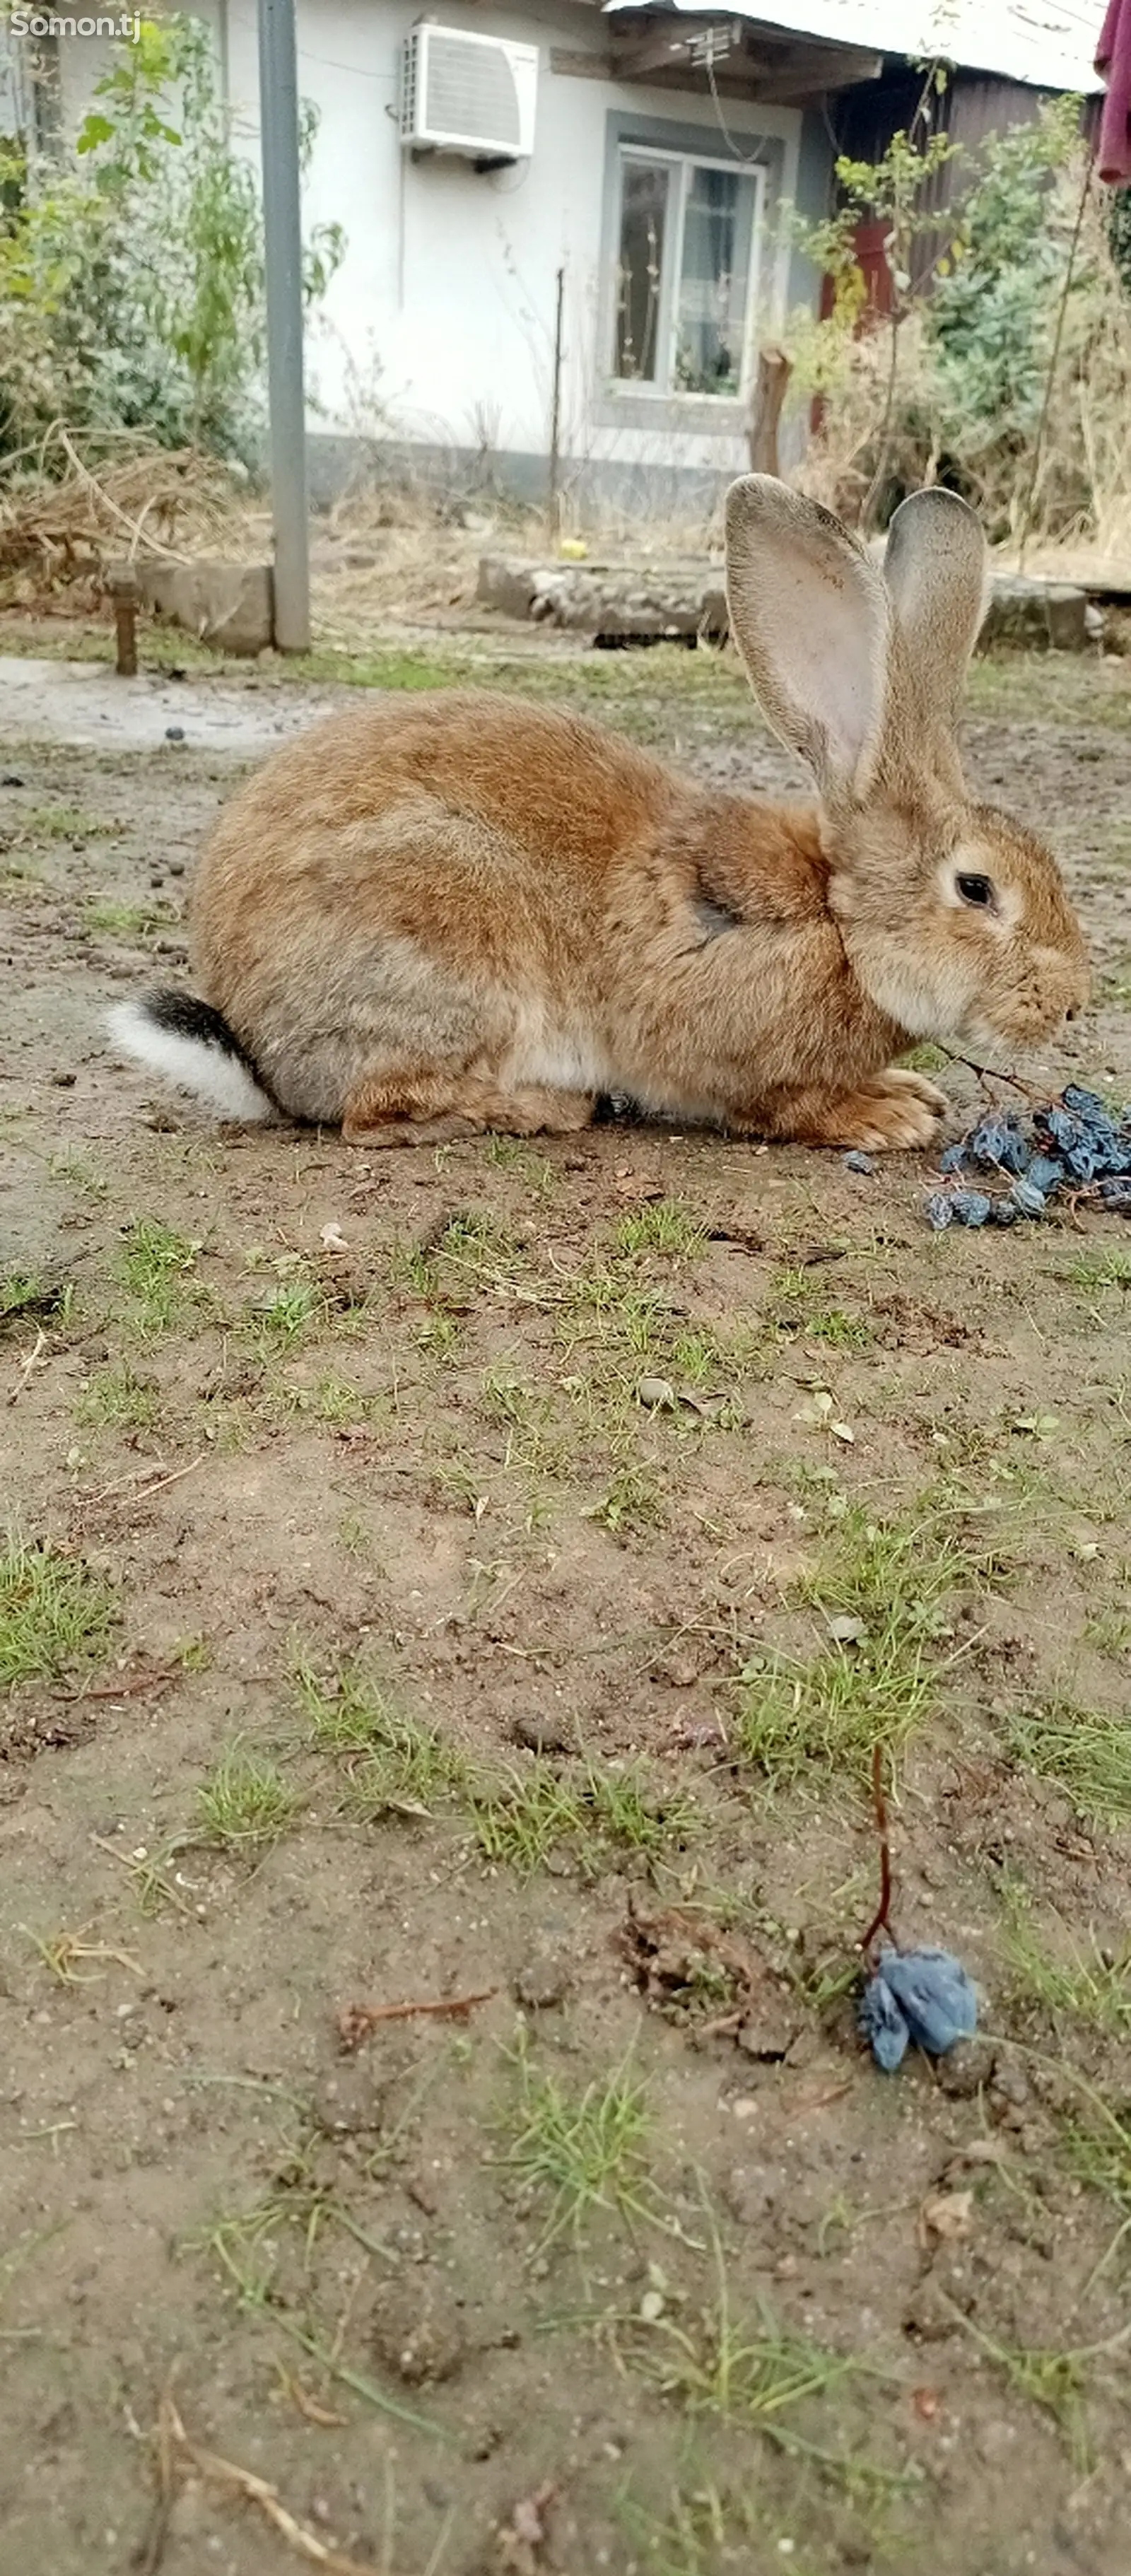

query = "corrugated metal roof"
[{"left": 602, "top": 1, "right": 1107, "bottom": 93}]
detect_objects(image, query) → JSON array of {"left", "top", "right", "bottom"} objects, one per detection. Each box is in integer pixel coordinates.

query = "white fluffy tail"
[{"left": 107, "top": 991, "right": 276, "bottom": 1123}]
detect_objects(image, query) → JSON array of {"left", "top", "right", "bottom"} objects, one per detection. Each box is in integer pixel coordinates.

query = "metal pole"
[{"left": 257, "top": 0, "right": 310, "bottom": 650}]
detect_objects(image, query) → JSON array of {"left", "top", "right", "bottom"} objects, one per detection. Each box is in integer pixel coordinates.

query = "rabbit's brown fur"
[{"left": 109, "top": 479, "right": 1089, "bottom": 1152}]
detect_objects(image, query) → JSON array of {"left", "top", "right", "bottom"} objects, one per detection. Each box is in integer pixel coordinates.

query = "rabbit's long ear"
[
  {"left": 882, "top": 486, "right": 990, "bottom": 732},
  {"left": 725, "top": 475, "right": 892, "bottom": 804}
]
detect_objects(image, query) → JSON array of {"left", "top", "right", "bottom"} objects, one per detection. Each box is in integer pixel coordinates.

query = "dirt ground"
[{"left": 3, "top": 631, "right": 1131, "bottom": 2576}]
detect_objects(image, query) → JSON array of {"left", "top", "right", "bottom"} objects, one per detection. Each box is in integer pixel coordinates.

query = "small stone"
[
  {"left": 653, "top": 1644, "right": 703, "bottom": 1688},
  {"left": 1, "top": 772, "right": 25, "bottom": 788},
  {"left": 826, "top": 1614, "right": 866, "bottom": 1646},
  {"left": 736, "top": 1996, "right": 800, "bottom": 2061},
  {"left": 934, "top": 2038, "right": 997, "bottom": 2100},
  {"left": 722, "top": 2164, "right": 776, "bottom": 2224},
  {"left": 515, "top": 1953, "right": 571, "bottom": 2010},
  {"left": 310, "top": 2066, "right": 385, "bottom": 2135},
  {"left": 465, "top": 2423, "right": 504, "bottom": 2461},
  {"left": 637, "top": 1376, "right": 677, "bottom": 1412},
  {"left": 165, "top": 725, "right": 186, "bottom": 742},
  {"left": 903, "top": 2276, "right": 972, "bottom": 2341},
  {"left": 370, "top": 2273, "right": 466, "bottom": 2385},
  {"left": 989, "top": 2059, "right": 1030, "bottom": 2110},
  {"left": 510, "top": 1711, "right": 576, "bottom": 1755}
]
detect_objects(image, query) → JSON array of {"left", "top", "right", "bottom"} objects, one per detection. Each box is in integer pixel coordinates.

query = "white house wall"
[{"left": 47, "top": 1, "right": 826, "bottom": 492}]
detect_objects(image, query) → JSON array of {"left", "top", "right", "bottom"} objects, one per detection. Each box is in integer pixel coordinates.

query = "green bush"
[
  {"left": 0, "top": 15, "right": 344, "bottom": 469},
  {"left": 785, "top": 90, "right": 1131, "bottom": 548}
]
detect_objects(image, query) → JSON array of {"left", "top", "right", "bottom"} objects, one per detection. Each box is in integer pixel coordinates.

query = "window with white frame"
[{"left": 611, "top": 147, "right": 763, "bottom": 397}]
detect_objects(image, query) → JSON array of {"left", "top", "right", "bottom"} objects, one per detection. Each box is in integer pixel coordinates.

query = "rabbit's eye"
[{"left": 956, "top": 872, "right": 995, "bottom": 909}]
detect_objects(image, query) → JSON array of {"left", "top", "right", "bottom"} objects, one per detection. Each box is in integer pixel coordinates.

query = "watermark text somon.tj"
[{"left": 9, "top": 13, "right": 142, "bottom": 40}]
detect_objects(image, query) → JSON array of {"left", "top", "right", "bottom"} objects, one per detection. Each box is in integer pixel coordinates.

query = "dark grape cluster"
[
  {"left": 924, "top": 1087, "right": 1131, "bottom": 1230},
  {"left": 858, "top": 1946, "right": 978, "bottom": 2073}
]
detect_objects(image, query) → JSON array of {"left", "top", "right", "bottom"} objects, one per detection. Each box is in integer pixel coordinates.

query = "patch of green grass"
[
  {"left": 1008, "top": 1703, "right": 1131, "bottom": 1828},
  {"left": 0, "top": 1268, "right": 69, "bottom": 1325},
  {"left": 1063, "top": 2098, "right": 1131, "bottom": 2218},
  {"left": 614, "top": 1200, "right": 707, "bottom": 1260},
  {"left": 187, "top": 2121, "right": 439, "bottom": 2435},
  {"left": 616, "top": 2485, "right": 770, "bottom": 2576},
  {"left": 76, "top": 1364, "right": 160, "bottom": 1429},
  {"left": 48, "top": 1149, "right": 109, "bottom": 1200},
  {"left": 798, "top": 1305, "right": 874, "bottom": 1351},
  {"left": 196, "top": 1744, "right": 299, "bottom": 1854},
  {"left": 942, "top": 2300, "right": 1094, "bottom": 2473},
  {"left": 412, "top": 1311, "right": 463, "bottom": 1362},
  {"left": 175, "top": 1633, "right": 212, "bottom": 1672},
  {"left": 967, "top": 654, "right": 1131, "bottom": 731},
  {"left": 1062, "top": 1247, "right": 1131, "bottom": 1293},
  {"left": 588, "top": 1460, "right": 664, "bottom": 1535},
  {"left": 291, "top": 643, "right": 473, "bottom": 693},
  {"left": 998, "top": 1881, "right": 1131, "bottom": 2034},
  {"left": 500, "top": 2039, "right": 658, "bottom": 2252},
  {"left": 479, "top": 1366, "right": 563, "bottom": 1475},
  {"left": 471, "top": 1762, "right": 584, "bottom": 1872},
  {"left": 0, "top": 1538, "right": 117, "bottom": 1688},
  {"left": 279, "top": 1372, "right": 375, "bottom": 1427},
  {"left": 471, "top": 1757, "right": 698, "bottom": 1877},
  {"left": 118, "top": 1217, "right": 201, "bottom": 1333},
  {"left": 901, "top": 1041, "right": 949, "bottom": 1072},
  {"left": 616, "top": 2182, "right": 910, "bottom": 2493},
  {"left": 298, "top": 1656, "right": 467, "bottom": 1816},
  {"left": 626, "top": 2288, "right": 855, "bottom": 2448},
  {"left": 388, "top": 1208, "right": 524, "bottom": 1307},
  {"left": 83, "top": 897, "right": 174, "bottom": 937},
  {"left": 667, "top": 1325, "right": 728, "bottom": 1385},
  {"left": 484, "top": 1135, "right": 555, "bottom": 1191},
  {"left": 735, "top": 1499, "right": 982, "bottom": 1785},
  {"left": 1084, "top": 1607, "right": 1131, "bottom": 1659},
  {"left": 246, "top": 1275, "right": 325, "bottom": 1350},
  {"left": 25, "top": 802, "right": 118, "bottom": 841}
]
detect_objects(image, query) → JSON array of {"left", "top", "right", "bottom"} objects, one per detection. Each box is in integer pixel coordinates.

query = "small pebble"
[
  {"left": 165, "top": 725, "right": 186, "bottom": 743},
  {"left": 843, "top": 1150, "right": 874, "bottom": 1175}
]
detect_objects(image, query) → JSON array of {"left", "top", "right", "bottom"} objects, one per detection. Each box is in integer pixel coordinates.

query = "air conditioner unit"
[{"left": 399, "top": 23, "right": 537, "bottom": 164}]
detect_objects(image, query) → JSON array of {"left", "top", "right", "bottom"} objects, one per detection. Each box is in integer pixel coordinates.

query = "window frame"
[
  {"left": 592, "top": 111, "right": 792, "bottom": 440},
  {"left": 610, "top": 143, "right": 766, "bottom": 404}
]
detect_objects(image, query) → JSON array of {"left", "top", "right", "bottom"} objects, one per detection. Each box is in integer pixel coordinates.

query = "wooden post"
[
  {"left": 109, "top": 572, "right": 140, "bottom": 678},
  {"left": 746, "top": 344, "right": 792, "bottom": 478},
  {"left": 547, "top": 264, "right": 566, "bottom": 543}
]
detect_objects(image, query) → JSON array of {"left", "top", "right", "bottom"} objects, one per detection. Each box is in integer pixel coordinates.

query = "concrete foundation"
[
  {"left": 114, "top": 560, "right": 276, "bottom": 657},
  {"left": 478, "top": 554, "right": 1097, "bottom": 652}
]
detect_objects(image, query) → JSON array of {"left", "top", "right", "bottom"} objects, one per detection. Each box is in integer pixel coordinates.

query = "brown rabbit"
[{"left": 108, "top": 476, "right": 1088, "bottom": 1154}]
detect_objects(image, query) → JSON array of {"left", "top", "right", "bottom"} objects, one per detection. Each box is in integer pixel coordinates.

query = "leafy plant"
[
  {"left": 0, "top": 15, "right": 344, "bottom": 466},
  {"left": 783, "top": 80, "right": 1131, "bottom": 551}
]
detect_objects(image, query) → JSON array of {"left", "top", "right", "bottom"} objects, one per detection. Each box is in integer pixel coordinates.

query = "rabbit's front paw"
[{"left": 795, "top": 1067, "right": 948, "bottom": 1154}]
